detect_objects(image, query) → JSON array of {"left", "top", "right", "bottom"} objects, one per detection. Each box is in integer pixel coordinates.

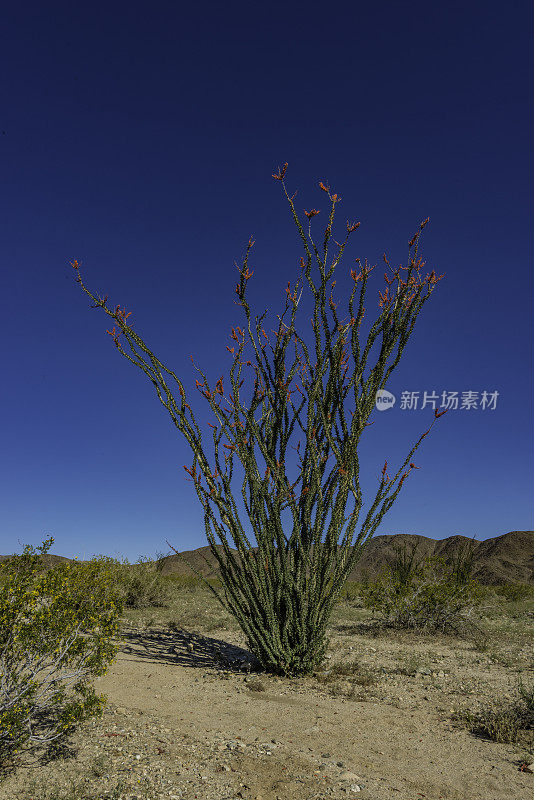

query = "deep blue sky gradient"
[{"left": 2, "top": 1, "right": 533, "bottom": 564}]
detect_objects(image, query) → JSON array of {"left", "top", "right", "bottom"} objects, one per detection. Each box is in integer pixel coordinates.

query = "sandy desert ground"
[{"left": 1, "top": 575, "right": 533, "bottom": 800}]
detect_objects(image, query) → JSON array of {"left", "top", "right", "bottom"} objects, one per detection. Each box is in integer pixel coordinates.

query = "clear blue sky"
[{"left": 2, "top": 2, "right": 532, "bottom": 565}]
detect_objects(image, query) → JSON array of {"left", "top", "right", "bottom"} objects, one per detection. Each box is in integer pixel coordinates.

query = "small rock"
[
  {"left": 339, "top": 770, "right": 364, "bottom": 781},
  {"left": 322, "top": 752, "right": 332, "bottom": 758}
]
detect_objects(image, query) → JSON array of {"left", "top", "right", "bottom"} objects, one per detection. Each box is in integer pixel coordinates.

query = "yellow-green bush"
[
  {"left": 78, "top": 553, "right": 173, "bottom": 610},
  {"left": 338, "top": 580, "right": 361, "bottom": 604},
  {"left": 0, "top": 537, "right": 125, "bottom": 778}
]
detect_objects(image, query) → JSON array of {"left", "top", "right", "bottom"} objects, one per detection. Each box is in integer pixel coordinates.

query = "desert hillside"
[
  {"left": 1, "top": 530, "right": 532, "bottom": 585},
  {"left": 152, "top": 530, "right": 534, "bottom": 585}
]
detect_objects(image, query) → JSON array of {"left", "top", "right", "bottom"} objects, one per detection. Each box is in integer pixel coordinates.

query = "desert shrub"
[
  {"left": 0, "top": 549, "right": 173, "bottom": 612},
  {"left": 80, "top": 553, "right": 174, "bottom": 610},
  {"left": 461, "top": 700, "right": 525, "bottom": 744},
  {"left": 339, "top": 580, "right": 361, "bottom": 603},
  {"left": 459, "top": 676, "right": 534, "bottom": 744},
  {"left": 360, "top": 539, "right": 485, "bottom": 633},
  {"left": 331, "top": 659, "right": 379, "bottom": 685},
  {"left": 446, "top": 536, "right": 479, "bottom": 585},
  {"left": 0, "top": 537, "right": 125, "bottom": 778},
  {"left": 494, "top": 582, "right": 534, "bottom": 603},
  {"left": 102, "top": 549, "right": 222, "bottom": 614},
  {"left": 162, "top": 573, "right": 199, "bottom": 593},
  {"left": 117, "top": 557, "right": 174, "bottom": 608},
  {"left": 518, "top": 676, "right": 534, "bottom": 717},
  {"left": 358, "top": 568, "right": 372, "bottom": 588},
  {"left": 395, "top": 652, "right": 425, "bottom": 676}
]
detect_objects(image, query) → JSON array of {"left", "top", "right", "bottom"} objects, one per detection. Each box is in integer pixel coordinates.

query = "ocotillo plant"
[{"left": 73, "top": 163, "right": 447, "bottom": 676}]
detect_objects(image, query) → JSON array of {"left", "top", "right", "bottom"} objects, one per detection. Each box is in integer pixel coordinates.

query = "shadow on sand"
[{"left": 116, "top": 623, "right": 266, "bottom": 674}]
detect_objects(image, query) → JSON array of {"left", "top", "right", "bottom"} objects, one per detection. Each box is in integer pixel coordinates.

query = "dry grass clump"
[
  {"left": 329, "top": 658, "right": 379, "bottom": 685},
  {"left": 456, "top": 676, "right": 534, "bottom": 746},
  {"left": 246, "top": 679, "right": 266, "bottom": 692},
  {"left": 313, "top": 658, "right": 380, "bottom": 701},
  {"left": 19, "top": 769, "right": 129, "bottom": 800},
  {"left": 393, "top": 652, "right": 427, "bottom": 676}
]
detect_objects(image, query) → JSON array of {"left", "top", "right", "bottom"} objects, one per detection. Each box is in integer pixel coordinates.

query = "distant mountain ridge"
[{"left": 1, "top": 531, "right": 533, "bottom": 586}]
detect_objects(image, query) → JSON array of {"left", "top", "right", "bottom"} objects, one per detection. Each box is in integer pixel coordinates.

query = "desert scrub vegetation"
[
  {"left": 314, "top": 658, "right": 380, "bottom": 701},
  {"left": 359, "top": 537, "right": 486, "bottom": 635},
  {"left": 20, "top": 771, "right": 129, "bottom": 800},
  {"left": 324, "top": 658, "right": 379, "bottom": 685},
  {"left": 93, "top": 554, "right": 173, "bottom": 611},
  {"left": 494, "top": 582, "right": 534, "bottom": 603},
  {"left": 457, "top": 675, "right": 534, "bottom": 748},
  {"left": 0, "top": 537, "right": 125, "bottom": 782},
  {"left": 338, "top": 579, "right": 363, "bottom": 605},
  {"left": 0, "top": 551, "right": 174, "bottom": 613},
  {"left": 163, "top": 572, "right": 223, "bottom": 593}
]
